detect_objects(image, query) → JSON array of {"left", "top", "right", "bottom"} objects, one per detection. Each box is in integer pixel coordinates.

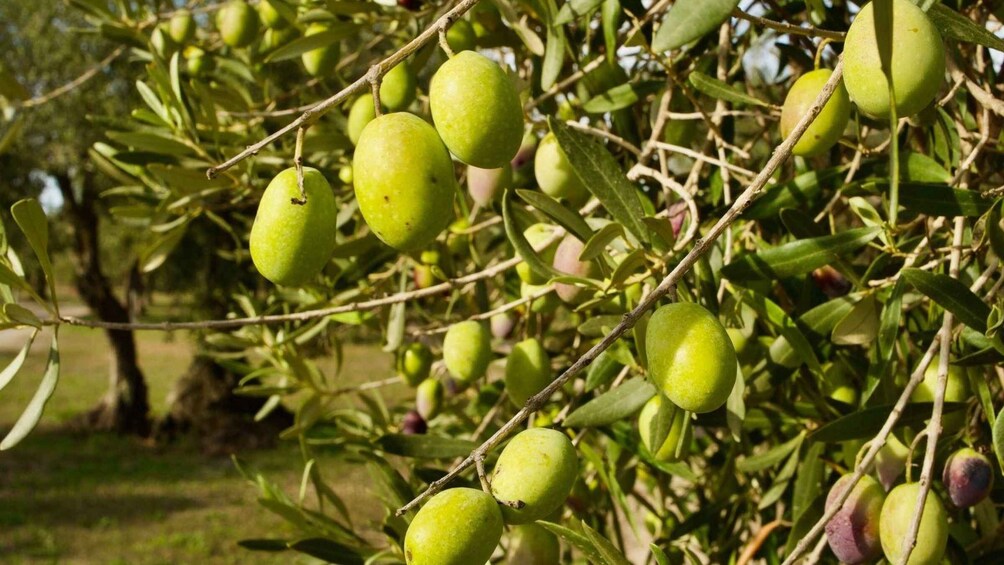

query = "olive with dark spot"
[{"left": 942, "top": 447, "right": 994, "bottom": 508}]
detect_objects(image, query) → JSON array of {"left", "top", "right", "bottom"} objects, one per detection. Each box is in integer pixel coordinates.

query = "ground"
[{"left": 0, "top": 306, "right": 400, "bottom": 564}]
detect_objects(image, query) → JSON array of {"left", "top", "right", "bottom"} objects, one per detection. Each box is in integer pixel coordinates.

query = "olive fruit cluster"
[
  {"left": 404, "top": 428, "right": 576, "bottom": 564},
  {"left": 353, "top": 50, "right": 524, "bottom": 251},
  {"left": 825, "top": 442, "right": 995, "bottom": 564}
]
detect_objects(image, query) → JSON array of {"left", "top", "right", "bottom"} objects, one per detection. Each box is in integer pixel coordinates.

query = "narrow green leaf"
[
  {"left": 585, "top": 350, "right": 624, "bottom": 392},
  {"left": 264, "top": 25, "right": 358, "bottom": 62},
  {"left": 516, "top": 189, "right": 593, "bottom": 243},
  {"left": 2, "top": 303, "right": 41, "bottom": 328},
  {"left": 375, "top": 434, "right": 477, "bottom": 459},
  {"left": 580, "top": 223, "right": 624, "bottom": 261},
  {"left": 0, "top": 329, "right": 36, "bottom": 393},
  {"left": 748, "top": 292, "right": 823, "bottom": 372},
  {"left": 1, "top": 330, "right": 59, "bottom": 450},
  {"left": 901, "top": 268, "right": 990, "bottom": 332},
  {"left": 582, "top": 521, "right": 632, "bottom": 565},
  {"left": 11, "top": 199, "right": 55, "bottom": 305},
  {"left": 688, "top": 71, "right": 770, "bottom": 108},
  {"left": 563, "top": 378, "right": 655, "bottom": 428},
  {"left": 792, "top": 443, "right": 825, "bottom": 521},
  {"left": 722, "top": 227, "right": 880, "bottom": 282},
  {"left": 583, "top": 83, "right": 638, "bottom": 113},
  {"left": 992, "top": 407, "right": 1004, "bottom": 472},
  {"left": 542, "top": 0, "right": 566, "bottom": 91},
  {"left": 602, "top": 0, "right": 620, "bottom": 62},
  {"left": 929, "top": 4, "right": 1004, "bottom": 52},
  {"left": 901, "top": 151, "right": 952, "bottom": 183},
  {"left": 651, "top": 545, "right": 672, "bottom": 565},
  {"left": 555, "top": 0, "right": 603, "bottom": 25},
  {"left": 831, "top": 295, "right": 879, "bottom": 346},
  {"left": 810, "top": 402, "right": 967, "bottom": 443},
  {"left": 105, "top": 131, "right": 193, "bottom": 156},
  {"left": 737, "top": 432, "right": 804, "bottom": 473},
  {"left": 726, "top": 365, "right": 745, "bottom": 442},
  {"left": 538, "top": 521, "right": 606, "bottom": 565},
  {"left": 503, "top": 190, "right": 562, "bottom": 281},
  {"left": 890, "top": 183, "right": 993, "bottom": 217},
  {"left": 652, "top": 0, "right": 739, "bottom": 52},
  {"left": 549, "top": 119, "right": 649, "bottom": 242},
  {"left": 288, "top": 538, "right": 364, "bottom": 564},
  {"left": 139, "top": 222, "right": 188, "bottom": 273}
]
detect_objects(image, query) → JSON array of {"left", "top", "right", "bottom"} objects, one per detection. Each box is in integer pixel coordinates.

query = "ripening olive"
[
  {"left": 942, "top": 447, "right": 994, "bottom": 508},
  {"left": 250, "top": 167, "right": 337, "bottom": 286},
  {"left": 404, "top": 488, "right": 503, "bottom": 565},
  {"left": 551, "top": 235, "right": 599, "bottom": 304},
  {"left": 823, "top": 361, "right": 859, "bottom": 406},
  {"left": 491, "top": 313, "right": 515, "bottom": 339},
  {"left": 780, "top": 69, "right": 851, "bottom": 157},
  {"left": 353, "top": 113, "right": 457, "bottom": 251},
  {"left": 168, "top": 9, "right": 195, "bottom": 44},
  {"left": 824, "top": 474, "right": 885, "bottom": 564},
  {"left": 504, "top": 338, "right": 552, "bottom": 407},
  {"left": 843, "top": 0, "right": 945, "bottom": 118},
  {"left": 491, "top": 428, "right": 578, "bottom": 524},
  {"left": 875, "top": 433, "right": 910, "bottom": 491},
  {"left": 402, "top": 410, "right": 427, "bottom": 435},
  {"left": 380, "top": 63, "right": 417, "bottom": 112},
  {"left": 415, "top": 378, "right": 443, "bottom": 420},
  {"left": 398, "top": 343, "right": 433, "bottom": 387},
  {"left": 506, "top": 523, "right": 560, "bottom": 565},
  {"left": 516, "top": 223, "right": 558, "bottom": 285},
  {"left": 879, "top": 482, "right": 949, "bottom": 564},
  {"left": 301, "top": 23, "right": 340, "bottom": 77},
  {"left": 216, "top": 0, "right": 259, "bottom": 48},
  {"left": 511, "top": 131, "right": 537, "bottom": 187},
  {"left": 534, "top": 132, "right": 588, "bottom": 207},
  {"left": 637, "top": 394, "right": 690, "bottom": 462},
  {"left": 443, "top": 320, "right": 492, "bottom": 385},
  {"left": 467, "top": 164, "right": 512, "bottom": 206},
  {"left": 430, "top": 51, "right": 524, "bottom": 168},
  {"left": 645, "top": 303, "right": 737, "bottom": 413}
]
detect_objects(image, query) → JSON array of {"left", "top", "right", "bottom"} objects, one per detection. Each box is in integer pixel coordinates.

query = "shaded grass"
[{"left": 0, "top": 315, "right": 400, "bottom": 564}]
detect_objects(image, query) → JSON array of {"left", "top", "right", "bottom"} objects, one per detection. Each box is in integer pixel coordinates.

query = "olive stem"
[
  {"left": 368, "top": 66, "right": 383, "bottom": 118},
  {"left": 395, "top": 61, "right": 848, "bottom": 518},
  {"left": 438, "top": 26, "right": 455, "bottom": 58},
  {"left": 896, "top": 215, "right": 965, "bottom": 565},
  {"left": 474, "top": 453, "right": 491, "bottom": 493},
  {"left": 731, "top": 8, "right": 846, "bottom": 41},
  {"left": 291, "top": 126, "right": 308, "bottom": 205}
]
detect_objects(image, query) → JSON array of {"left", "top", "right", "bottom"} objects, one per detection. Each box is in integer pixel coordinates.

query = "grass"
[{"left": 0, "top": 309, "right": 400, "bottom": 564}]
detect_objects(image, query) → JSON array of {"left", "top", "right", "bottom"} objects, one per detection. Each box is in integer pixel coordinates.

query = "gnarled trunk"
[{"left": 56, "top": 171, "right": 150, "bottom": 436}]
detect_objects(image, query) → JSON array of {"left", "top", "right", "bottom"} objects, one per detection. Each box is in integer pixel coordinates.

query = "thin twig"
[
  {"left": 14, "top": 47, "right": 125, "bottom": 109},
  {"left": 732, "top": 8, "right": 846, "bottom": 41}
]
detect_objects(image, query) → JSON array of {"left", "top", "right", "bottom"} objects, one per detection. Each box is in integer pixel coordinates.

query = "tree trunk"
[
  {"left": 158, "top": 356, "right": 293, "bottom": 455},
  {"left": 55, "top": 171, "right": 151, "bottom": 436}
]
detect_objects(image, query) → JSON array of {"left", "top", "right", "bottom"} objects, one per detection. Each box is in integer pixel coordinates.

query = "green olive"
[
  {"left": 504, "top": 338, "right": 552, "bottom": 407},
  {"left": 910, "top": 355, "right": 970, "bottom": 432},
  {"left": 249, "top": 167, "right": 337, "bottom": 286},
  {"left": 506, "top": 523, "right": 560, "bottom": 565},
  {"left": 534, "top": 132, "right": 589, "bottom": 207},
  {"left": 430, "top": 51, "right": 524, "bottom": 168},
  {"left": 380, "top": 63, "right": 417, "bottom": 112},
  {"left": 637, "top": 394, "right": 690, "bottom": 462},
  {"left": 843, "top": 0, "right": 945, "bottom": 118},
  {"left": 398, "top": 343, "right": 433, "bottom": 387},
  {"left": 443, "top": 320, "right": 492, "bottom": 385},
  {"left": 780, "top": 69, "right": 851, "bottom": 157},
  {"left": 216, "top": 0, "right": 259, "bottom": 48},
  {"left": 168, "top": 9, "right": 195, "bottom": 44},
  {"left": 445, "top": 20, "right": 476, "bottom": 53},
  {"left": 645, "top": 302, "right": 737, "bottom": 413},
  {"left": 301, "top": 23, "right": 340, "bottom": 78},
  {"left": 353, "top": 113, "right": 457, "bottom": 251},
  {"left": 415, "top": 377, "right": 443, "bottom": 420},
  {"left": 879, "top": 482, "right": 949, "bottom": 564},
  {"left": 257, "top": 0, "right": 289, "bottom": 29},
  {"left": 404, "top": 488, "right": 503, "bottom": 565},
  {"left": 491, "top": 428, "right": 578, "bottom": 524},
  {"left": 347, "top": 94, "right": 377, "bottom": 146}
]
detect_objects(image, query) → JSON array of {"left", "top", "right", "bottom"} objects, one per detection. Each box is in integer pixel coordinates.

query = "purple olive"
[
  {"left": 402, "top": 410, "right": 427, "bottom": 435},
  {"left": 942, "top": 447, "right": 994, "bottom": 508},
  {"left": 824, "top": 474, "right": 885, "bottom": 564}
]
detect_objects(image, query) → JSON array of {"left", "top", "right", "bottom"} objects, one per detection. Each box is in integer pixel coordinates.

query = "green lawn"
[{"left": 0, "top": 318, "right": 400, "bottom": 564}]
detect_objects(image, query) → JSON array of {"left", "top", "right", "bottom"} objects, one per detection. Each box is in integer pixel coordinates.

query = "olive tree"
[{"left": 1, "top": 0, "right": 1003, "bottom": 563}]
